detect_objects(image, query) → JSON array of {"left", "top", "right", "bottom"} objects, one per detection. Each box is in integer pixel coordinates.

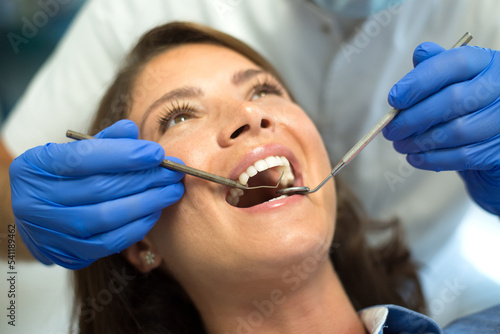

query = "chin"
[{"left": 232, "top": 217, "right": 335, "bottom": 281}]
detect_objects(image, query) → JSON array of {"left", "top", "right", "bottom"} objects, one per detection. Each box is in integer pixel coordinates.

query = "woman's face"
[{"left": 128, "top": 43, "right": 336, "bottom": 285}]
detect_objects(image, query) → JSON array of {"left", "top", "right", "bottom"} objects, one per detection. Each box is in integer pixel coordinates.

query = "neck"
[{"left": 189, "top": 260, "right": 366, "bottom": 334}]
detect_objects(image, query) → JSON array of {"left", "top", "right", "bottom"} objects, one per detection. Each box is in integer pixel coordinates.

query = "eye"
[
  {"left": 170, "top": 113, "right": 192, "bottom": 126},
  {"left": 252, "top": 91, "right": 268, "bottom": 99},
  {"left": 157, "top": 100, "right": 197, "bottom": 133},
  {"left": 250, "top": 77, "right": 285, "bottom": 101}
]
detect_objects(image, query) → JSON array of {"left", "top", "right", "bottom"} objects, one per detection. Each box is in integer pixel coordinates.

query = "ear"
[{"left": 122, "top": 237, "right": 162, "bottom": 273}]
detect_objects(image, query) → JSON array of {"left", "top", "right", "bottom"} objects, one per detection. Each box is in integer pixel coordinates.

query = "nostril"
[
  {"left": 230, "top": 125, "right": 249, "bottom": 139},
  {"left": 261, "top": 119, "right": 270, "bottom": 128}
]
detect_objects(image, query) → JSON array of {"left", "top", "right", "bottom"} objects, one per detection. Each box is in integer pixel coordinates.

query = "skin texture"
[{"left": 123, "top": 44, "right": 367, "bottom": 334}]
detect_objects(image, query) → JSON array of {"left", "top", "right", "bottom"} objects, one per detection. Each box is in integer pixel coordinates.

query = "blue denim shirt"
[{"left": 359, "top": 304, "right": 500, "bottom": 333}]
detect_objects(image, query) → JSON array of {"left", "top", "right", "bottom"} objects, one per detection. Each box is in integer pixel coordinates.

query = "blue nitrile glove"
[
  {"left": 9, "top": 120, "right": 184, "bottom": 269},
  {"left": 383, "top": 42, "right": 500, "bottom": 215}
]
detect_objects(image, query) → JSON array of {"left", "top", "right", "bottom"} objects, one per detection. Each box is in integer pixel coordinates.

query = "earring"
[{"left": 144, "top": 251, "right": 155, "bottom": 266}]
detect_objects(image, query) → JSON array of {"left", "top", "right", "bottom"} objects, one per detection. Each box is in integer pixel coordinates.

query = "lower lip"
[{"left": 233, "top": 193, "right": 304, "bottom": 213}]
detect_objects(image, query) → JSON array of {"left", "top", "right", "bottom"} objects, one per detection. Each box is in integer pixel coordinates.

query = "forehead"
[{"left": 135, "top": 43, "right": 260, "bottom": 86}]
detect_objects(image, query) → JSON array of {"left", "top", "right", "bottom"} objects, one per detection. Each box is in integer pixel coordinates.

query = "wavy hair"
[{"left": 72, "top": 21, "right": 425, "bottom": 334}]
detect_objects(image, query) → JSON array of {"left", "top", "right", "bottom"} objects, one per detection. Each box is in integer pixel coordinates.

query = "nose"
[{"left": 217, "top": 102, "right": 275, "bottom": 147}]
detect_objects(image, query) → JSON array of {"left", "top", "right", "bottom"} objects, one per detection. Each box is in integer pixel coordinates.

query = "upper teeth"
[
  {"left": 238, "top": 156, "right": 293, "bottom": 186},
  {"left": 226, "top": 155, "right": 295, "bottom": 206}
]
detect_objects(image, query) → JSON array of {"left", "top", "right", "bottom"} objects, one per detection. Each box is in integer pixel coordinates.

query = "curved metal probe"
[
  {"left": 276, "top": 161, "right": 345, "bottom": 195},
  {"left": 66, "top": 130, "right": 283, "bottom": 191},
  {"left": 277, "top": 32, "right": 473, "bottom": 196}
]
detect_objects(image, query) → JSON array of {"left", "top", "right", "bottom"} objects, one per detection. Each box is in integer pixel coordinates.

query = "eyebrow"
[
  {"left": 140, "top": 86, "right": 203, "bottom": 133},
  {"left": 232, "top": 69, "right": 264, "bottom": 85}
]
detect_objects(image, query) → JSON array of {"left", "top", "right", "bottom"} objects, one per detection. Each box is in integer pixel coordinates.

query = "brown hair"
[{"left": 72, "top": 22, "right": 425, "bottom": 334}]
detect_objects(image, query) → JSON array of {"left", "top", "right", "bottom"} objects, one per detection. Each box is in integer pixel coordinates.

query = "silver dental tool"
[
  {"left": 277, "top": 32, "right": 473, "bottom": 196},
  {"left": 66, "top": 130, "right": 282, "bottom": 191}
]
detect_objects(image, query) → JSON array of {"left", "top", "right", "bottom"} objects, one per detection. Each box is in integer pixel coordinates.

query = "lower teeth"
[
  {"left": 265, "top": 195, "right": 288, "bottom": 203},
  {"left": 227, "top": 194, "right": 289, "bottom": 207}
]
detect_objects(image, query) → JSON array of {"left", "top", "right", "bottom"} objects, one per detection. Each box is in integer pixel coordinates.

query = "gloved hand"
[
  {"left": 383, "top": 42, "right": 500, "bottom": 215},
  {"left": 10, "top": 120, "right": 184, "bottom": 269}
]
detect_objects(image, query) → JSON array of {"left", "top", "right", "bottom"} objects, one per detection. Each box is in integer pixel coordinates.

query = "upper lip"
[{"left": 228, "top": 144, "right": 302, "bottom": 187}]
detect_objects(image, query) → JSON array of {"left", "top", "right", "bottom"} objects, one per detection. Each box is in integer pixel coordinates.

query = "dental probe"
[
  {"left": 277, "top": 32, "right": 473, "bottom": 196},
  {"left": 66, "top": 130, "right": 282, "bottom": 191}
]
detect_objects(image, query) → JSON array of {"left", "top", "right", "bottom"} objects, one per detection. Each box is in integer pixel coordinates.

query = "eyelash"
[
  {"left": 250, "top": 76, "right": 285, "bottom": 99},
  {"left": 156, "top": 77, "right": 285, "bottom": 132},
  {"left": 157, "top": 100, "right": 197, "bottom": 133}
]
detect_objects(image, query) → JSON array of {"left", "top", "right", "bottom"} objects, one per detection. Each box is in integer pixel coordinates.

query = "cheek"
[
  {"left": 158, "top": 124, "right": 216, "bottom": 169},
  {"left": 283, "top": 105, "right": 332, "bottom": 174},
  {"left": 147, "top": 195, "right": 206, "bottom": 272},
  {"left": 149, "top": 124, "right": 226, "bottom": 261},
  {"left": 282, "top": 105, "right": 327, "bottom": 149}
]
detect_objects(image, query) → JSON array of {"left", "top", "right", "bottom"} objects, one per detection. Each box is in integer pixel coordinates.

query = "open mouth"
[{"left": 226, "top": 156, "right": 295, "bottom": 208}]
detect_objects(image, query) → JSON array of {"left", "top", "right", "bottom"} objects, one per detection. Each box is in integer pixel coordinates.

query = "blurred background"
[
  {"left": 0, "top": 3, "right": 86, "bottom": 332},
  {"left": 0, "top": 0, "right": 86, "bottom": 122}
]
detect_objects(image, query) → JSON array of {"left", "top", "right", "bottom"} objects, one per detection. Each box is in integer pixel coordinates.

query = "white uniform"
[{"left": 2, "top": 0, "right": 500, "bottom": 332}]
